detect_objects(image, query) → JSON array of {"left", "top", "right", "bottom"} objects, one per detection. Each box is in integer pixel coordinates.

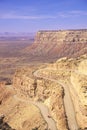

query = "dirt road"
[{"left": 14, "top": 95, "right": 57, "bottom": 130}]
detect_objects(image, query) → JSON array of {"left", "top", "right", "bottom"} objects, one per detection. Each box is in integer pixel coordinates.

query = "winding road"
[
  {"left": 6, "top": 68, "right": 79, "bottom": 130},
  {"left": 14, "top": 95, "right": 57, "bottom": 130},
  {"left": 34, "top": 69, "right": 79, "bottom": 130}
]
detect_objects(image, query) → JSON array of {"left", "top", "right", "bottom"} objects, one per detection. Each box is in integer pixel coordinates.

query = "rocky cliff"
[{"left": 23, "top": 30, "right": 87, "bottom": 61}]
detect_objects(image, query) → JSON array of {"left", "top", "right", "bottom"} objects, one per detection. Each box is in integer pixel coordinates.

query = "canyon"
[
  {"left": 0, "top": 30, "right": 87, "bottom": 130},
  {"left": 1, "top": 29, "right": 87, "bottom": 81}
]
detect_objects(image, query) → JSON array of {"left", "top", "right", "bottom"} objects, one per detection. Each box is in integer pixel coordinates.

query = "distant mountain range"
[
  {"left": 0, "top": 32, "right": 35, "bottom": 37},
  {"left": 0, "top": 32, "right": 35, "bottom": 41}
]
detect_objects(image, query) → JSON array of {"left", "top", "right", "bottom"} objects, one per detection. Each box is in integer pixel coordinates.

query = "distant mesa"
[{"left": 22, "top": 29, "right": 87, "bottom": 61}]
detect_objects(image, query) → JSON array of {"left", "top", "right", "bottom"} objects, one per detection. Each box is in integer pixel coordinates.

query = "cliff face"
[
  {"left": 23, "top": 30, "right": 87, "bottom": 60},
  {"left": 70, "top": 58, "right": 87, "bottom": 129}
]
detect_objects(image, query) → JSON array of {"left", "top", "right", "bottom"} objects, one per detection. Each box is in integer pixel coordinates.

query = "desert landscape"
[{"left": 0, "top": 30, "right": 87, "bottom": 130}]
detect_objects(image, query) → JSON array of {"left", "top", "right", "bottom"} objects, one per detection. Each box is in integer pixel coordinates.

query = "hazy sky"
[{"left": 0, "top": 0, "right": 87, "bottom": 32}]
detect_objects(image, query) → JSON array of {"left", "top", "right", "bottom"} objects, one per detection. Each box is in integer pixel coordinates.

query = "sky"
[{"left": 0, "top": 0, "right": 87, "bottom": 32}]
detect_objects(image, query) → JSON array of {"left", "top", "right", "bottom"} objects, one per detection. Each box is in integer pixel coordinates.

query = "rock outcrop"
[
  {"left": 0, "top": 80, "right": 47, "bottom": 130},
  {"left": 0, "top": 116, "right": 15, "bottom": 130}
]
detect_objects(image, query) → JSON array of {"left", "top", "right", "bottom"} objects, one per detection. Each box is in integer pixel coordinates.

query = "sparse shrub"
[{"left": 32, "top": 127, "right": 38, "bottom": 130}]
